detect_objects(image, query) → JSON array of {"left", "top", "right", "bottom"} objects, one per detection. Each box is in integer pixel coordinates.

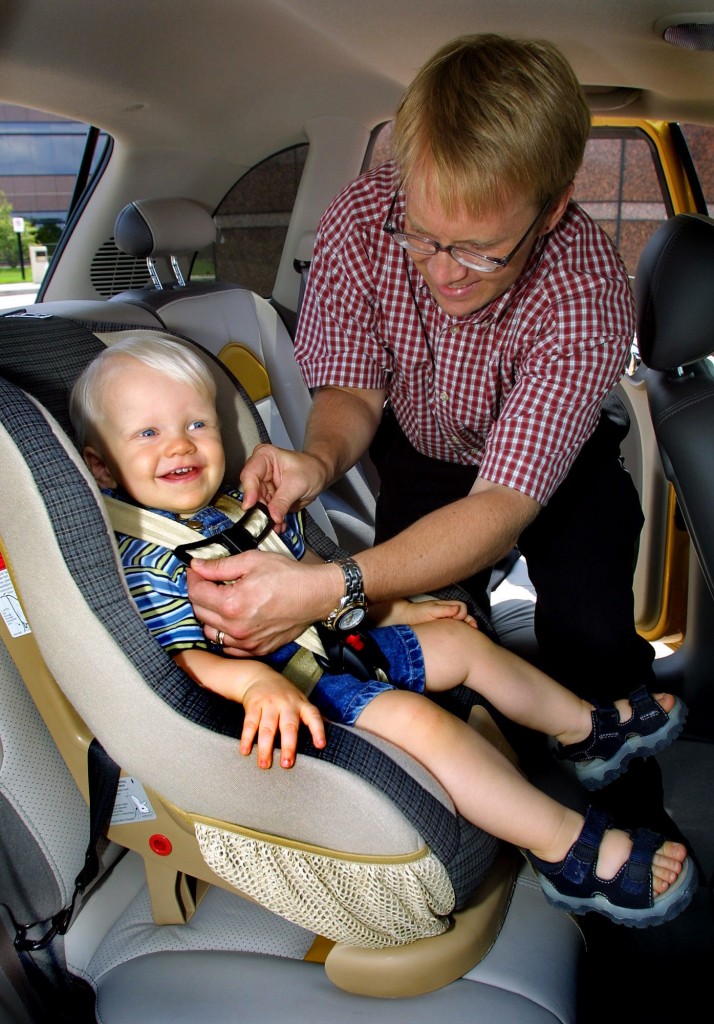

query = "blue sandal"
[
  {"left": 553, "top": 686, "right": 687, "bottom": 790},
  {"left": 529, "top": 806, "right": 698, "bottom": 927}
]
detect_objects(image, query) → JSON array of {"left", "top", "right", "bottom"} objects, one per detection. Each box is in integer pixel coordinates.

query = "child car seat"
[{"left": 0, "top": 308, "right": 583, "bottom": 1018}]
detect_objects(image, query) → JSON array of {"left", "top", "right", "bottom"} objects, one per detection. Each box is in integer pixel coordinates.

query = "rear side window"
[
  {"left": 680, "top": 123, "right": 714, "bottom": 210},
  {"left": 573, "top": 130, "right": 668, "bottom": 276},
  {"left": 200, "top": 145, "right": 308, "bottom": 296}
]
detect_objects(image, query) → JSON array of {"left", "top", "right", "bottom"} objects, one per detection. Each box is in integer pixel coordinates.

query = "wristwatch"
[{"left": 322, "top": 556, "right": 367, "bottom": 631}]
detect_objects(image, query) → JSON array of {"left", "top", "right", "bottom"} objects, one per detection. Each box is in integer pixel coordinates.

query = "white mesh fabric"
[{"left": 195, "top": 822, "right": 455, "bottom": 947}]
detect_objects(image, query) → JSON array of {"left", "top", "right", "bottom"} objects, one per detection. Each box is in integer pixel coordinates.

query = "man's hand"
[
  {"left": 239, "top": 673, "right": 326, "bottom": 769},
  {"left": 187, "top": 549, "right": 343, "bottom": 655},
  {"left": 240, "top": 443, "right": 330, "bottom": 529}
]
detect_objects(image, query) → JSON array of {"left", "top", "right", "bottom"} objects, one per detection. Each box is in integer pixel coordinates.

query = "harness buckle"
[{"left": 174, "top": 502, "right": 273, "bottom": 565}]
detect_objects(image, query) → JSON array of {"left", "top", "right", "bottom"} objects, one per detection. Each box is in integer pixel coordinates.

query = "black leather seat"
[{"left": 635, "top": 212, "right": 714, "bottom": 729}]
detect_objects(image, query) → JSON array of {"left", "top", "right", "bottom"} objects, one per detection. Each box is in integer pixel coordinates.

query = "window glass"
[
  {"left": 203, "top": 144, "right": 308, "bottom": 295},
  {"left": 680, "top": 123, "right": 714, "bottom": 210},
  {"left": 573, "top": 131, "right": 667, "bottom": 276},
  {"left": 0, "top": 103, "right": 106, "bottom": 218},
  {"left": 0, "top": 102, "right": 108, "bottom": 259}
]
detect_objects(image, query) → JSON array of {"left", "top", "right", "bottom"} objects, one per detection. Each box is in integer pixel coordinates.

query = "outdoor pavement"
[{"left": 0, "top": 281, "right": 40, "bottom": 310}]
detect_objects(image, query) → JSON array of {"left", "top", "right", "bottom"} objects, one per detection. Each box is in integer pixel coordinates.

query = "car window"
[
  {"left": 199, "top": 144, "right": 308, "bottom": 296},
  {"left": 573, "top": 129, "right": 668, "bottom": 276},
  {"left": 0, "top": 103, "right": 108, "bottom": 265},
  {"left": 680, "top": 123, "right": 714, "bottom": 210}
]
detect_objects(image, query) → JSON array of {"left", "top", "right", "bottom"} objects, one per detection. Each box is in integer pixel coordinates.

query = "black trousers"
[
  {"left": 368, "top": 400, "right": 683, "bottom": 835},
  {"left": 369, "top": 396, "right": 655, "bottom": 702}
]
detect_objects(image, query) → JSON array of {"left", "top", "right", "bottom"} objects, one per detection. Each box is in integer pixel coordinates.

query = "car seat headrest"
[
  {"left": 114, "top": 197, "right": 217, "bottom": 259},
  {"left": 635, "top": 213, "right": 714, "bottom": 371}
]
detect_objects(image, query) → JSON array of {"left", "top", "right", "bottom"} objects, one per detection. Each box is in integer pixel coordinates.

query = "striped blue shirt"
[{"left": 110, "top": 486, "right": 305, "bottom": 654}]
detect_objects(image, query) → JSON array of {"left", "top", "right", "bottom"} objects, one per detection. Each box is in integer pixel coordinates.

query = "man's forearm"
[
  {"left": 354, "top": 484, "right": 539, "bottom": 605},
  {"left": 303, "top": 385, "right": 385, "bottom": 486}
]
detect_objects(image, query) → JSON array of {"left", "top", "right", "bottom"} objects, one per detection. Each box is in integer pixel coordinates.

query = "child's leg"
[
  {"left": 354, "top": 689, "right": 685, "bottom": 895},
  {"left": 411, "top": 620, "right": 675, "bottom": 747}
]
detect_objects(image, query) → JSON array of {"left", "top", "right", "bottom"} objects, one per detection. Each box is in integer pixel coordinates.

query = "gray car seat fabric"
[{"left": 0, "top": 309, "right": 584, "bottom": 1020}]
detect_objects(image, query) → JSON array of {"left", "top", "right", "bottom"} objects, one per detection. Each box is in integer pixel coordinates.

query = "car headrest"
[
  {"left": 635, "top": 213, "right": 714, "bottom": 371},
  {"left": 114, "top": 197, "right": 217, "bottom": 258}
]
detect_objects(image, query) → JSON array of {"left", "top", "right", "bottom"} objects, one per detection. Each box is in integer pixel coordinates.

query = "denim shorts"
[{"left": 268, "top": 624, "right": 426, "bottom": 726}]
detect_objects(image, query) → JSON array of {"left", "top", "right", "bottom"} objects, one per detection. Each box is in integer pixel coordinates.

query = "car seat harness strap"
[{"left": 103, "top": 496, "right": 389, "bottom": 688}]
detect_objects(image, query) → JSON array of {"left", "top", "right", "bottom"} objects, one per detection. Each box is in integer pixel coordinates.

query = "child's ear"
[{"left": 83, "top": 446, "right": 118, "bottom": 489}]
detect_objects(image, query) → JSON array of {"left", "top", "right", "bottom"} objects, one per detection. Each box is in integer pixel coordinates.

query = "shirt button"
[
  {"left": 450, "top": 326, "right": 458, "bottom": 336},
  {"left": 440, "top": 391, "right": 449, "bottom": 402},
  {"left": 185, "top": 519, "right": 204, "bottom": 530}
]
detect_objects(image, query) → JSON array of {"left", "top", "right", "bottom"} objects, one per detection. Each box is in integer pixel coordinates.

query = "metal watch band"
[
  {"left": 336, "top": 556, "right": 364, "bottom": 606},
  {"left": 322, "top": 556, "right": 367, "bottom": 629}
]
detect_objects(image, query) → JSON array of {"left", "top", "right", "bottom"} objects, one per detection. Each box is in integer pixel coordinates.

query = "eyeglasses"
[{"left": 383, "top": 192, "right": 550, "bottom": 273}]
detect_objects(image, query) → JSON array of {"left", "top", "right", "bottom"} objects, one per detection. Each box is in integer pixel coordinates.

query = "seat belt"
[
  {"left": 103, "top": 496, "right": 389, "bottom": 688},
  {"left": 7, "top": 740, "right": 120, "bottom": 1022},
  {"left": 13, "top": 739, "right": 121, "bottom": 954},
  {"left": 293, "top": 257, "right": 311, "bottom": 324}
]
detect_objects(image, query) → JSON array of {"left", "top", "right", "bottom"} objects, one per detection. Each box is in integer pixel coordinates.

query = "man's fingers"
[{"left": 187, "top": 554, "right": 247, "bottom": 583}]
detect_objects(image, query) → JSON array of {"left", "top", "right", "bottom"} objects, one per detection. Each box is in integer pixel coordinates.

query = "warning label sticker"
[
  {"left": 0, "top": 552, "right": 31, "bottom": 637},
  {"left": 111, "top": 777, "right": 157, "bottom": 825}
]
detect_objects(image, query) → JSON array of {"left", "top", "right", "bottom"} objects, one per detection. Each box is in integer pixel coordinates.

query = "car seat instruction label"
[
  {"left": 0, "top": 552, "right": 31, "bottom": 637},
  {"left": 111, "top": 777, "right": 157, "bottom": 824}
]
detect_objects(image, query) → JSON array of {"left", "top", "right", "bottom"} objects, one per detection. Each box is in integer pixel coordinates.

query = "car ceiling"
[{"left": 2, "top": 0, "right": 714, "bottom": 172}]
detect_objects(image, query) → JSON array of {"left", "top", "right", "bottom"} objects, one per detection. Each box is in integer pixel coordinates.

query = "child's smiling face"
[{"left": 84, "top": 356, "right": 225, "bottom": 516}]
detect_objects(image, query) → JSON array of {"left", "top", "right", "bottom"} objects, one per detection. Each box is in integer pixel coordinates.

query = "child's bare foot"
[
  {"left": 529, "top": 806, "right": 697, "bottom": 927},
  {"left": 552, "top": 686, "right": 688, "bottom": 791},
  {"left": 594, "top": 829, "right": 686, "bottom": 894}
]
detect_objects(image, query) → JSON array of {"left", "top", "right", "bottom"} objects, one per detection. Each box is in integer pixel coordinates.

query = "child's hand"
[
  {"left": 239, "top": 671, "right": 326, "bottom": 769},
  {"left": 371, "top": 597, "right": 478, "bottom": 629}
]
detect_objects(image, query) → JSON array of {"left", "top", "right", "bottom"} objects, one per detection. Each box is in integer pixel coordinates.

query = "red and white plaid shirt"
[{"left": 295, "top": 162, "right": 634, "bottom": 505}]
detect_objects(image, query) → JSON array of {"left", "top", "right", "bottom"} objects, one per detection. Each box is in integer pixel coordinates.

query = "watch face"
[{"left": 336, "top": 605, "right": 366, "bottom": 631}]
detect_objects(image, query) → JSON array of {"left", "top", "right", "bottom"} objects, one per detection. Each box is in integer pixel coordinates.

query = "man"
[{"left": 189, "top": 34, "right": 669, "bottom": 828}]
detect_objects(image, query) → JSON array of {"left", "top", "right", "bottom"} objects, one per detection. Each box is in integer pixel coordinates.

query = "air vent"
[
  {"left": 664, "top": 23, "right": 714, "bottom": 49},
  {"left": 90, "top": 237, "right": 152, "bottom": 298},
  {"left": 656, "top": 13, "right": 714, "bottom": 51}
]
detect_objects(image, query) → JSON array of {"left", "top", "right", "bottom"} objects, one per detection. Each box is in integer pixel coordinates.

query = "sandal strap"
[
  {"left": 562, "top": 806, "right": 610, "bottom": 885},
  {"left": 621, "top": 826, "right": 661, "bottom": 897},
  {"left": 561, "top": 685, "right": 670, "bottom": 764},
  {"left": 628, "top": 686, "right": 668, "bottom": 732}
]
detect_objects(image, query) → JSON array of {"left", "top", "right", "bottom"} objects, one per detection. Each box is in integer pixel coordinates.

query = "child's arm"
[
  {"left": 368, "top": 597, "right": 478, "bottom": 629},
  {"left": 173, "top": 648, "right": 326, "bottom": 769}
]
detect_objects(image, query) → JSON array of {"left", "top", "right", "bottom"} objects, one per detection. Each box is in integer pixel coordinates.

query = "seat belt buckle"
[
  {"left": 14, "top": 904, "right": 74, "bottom": 952},
  {"left": 174, "top": 502, "right": 274, "bottom": 565}
]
